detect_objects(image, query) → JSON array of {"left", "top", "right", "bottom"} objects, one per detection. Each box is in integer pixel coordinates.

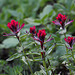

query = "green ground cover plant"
[{"left": 0, "top": 0, "right": 75, "bottom": 75}]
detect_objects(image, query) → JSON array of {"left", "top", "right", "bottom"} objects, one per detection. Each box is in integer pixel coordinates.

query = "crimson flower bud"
[
  {"left": 30, "top": 26, "right": 36, "bottom": 35},
  {"left": 64, "top": 36, "right": 75, "bottom": 49},
  {"left": 52, "top": 13, "right": 73, "bottom": 29},
  {"left": 3, "top": 20, "right": 25, "bottom": 40}
]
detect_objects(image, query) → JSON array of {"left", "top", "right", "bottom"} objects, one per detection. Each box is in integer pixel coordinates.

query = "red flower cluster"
[
  {"left": 3, "top": 20, "right": 25, "bottom": 38},
  {"left": 56, "top": 13, "right": 67, "bottom": 24},
  {"left": 64, "top": 36, "right": 75, "bottom": 49},
  {"left": 52, "top": 13, "right": 73, "bottom": 29},
  {"left": 29, "top": 27, "right": 53, "bottom": 58},
  {"left": 37, "top": 29, "right": 46, "bottom": 49},
  {"left": 30, "top": 26, "right": 36, "bottom": 35},
  {"left": 37, "top": 29, "right": 46, "bottom": 42},
  {"left": 32, "top": 29, "right": 53, "bottom": 50},
  {"left": 3, "top": 14, "right": 74, "bottom": 51}
]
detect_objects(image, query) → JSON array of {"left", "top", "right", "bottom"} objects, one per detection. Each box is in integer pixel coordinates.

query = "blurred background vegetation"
[{"left": 0, "top": 0, "right": 75, "bottom": 75}]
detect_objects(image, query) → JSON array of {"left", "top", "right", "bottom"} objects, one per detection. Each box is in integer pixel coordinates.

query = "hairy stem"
[
  {"left": 18, "top": 37, "right": 34, "bottom": 75},
  {"left": 71, "top": 49, "right": 75, "bottom": 63},
  {"left": 43, "top": 58, "right": 48, "bottom": 75},
  {"left": 64, "top": 33, "right": 72, "bottom": 74},
  {"left": 47, "top": 59, "right": 54, "bottom": 75}
]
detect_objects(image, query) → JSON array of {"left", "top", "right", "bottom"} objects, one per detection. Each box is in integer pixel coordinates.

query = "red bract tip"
[
  {"left": 64, "top": 36, "right": 75, "bottom": 48},
  {"left": 56, "top": 17, "right": 58, "bottom": 20},
  {"left": 3, "top": 20, "right": 25, "bottom": 37},
  {"left": 52, "top": 21, "right": 55, "bottom": 23},
  {"left": 60, "top": 21, "right": 62, "bottom": 25},
  {"left": 37, "top": 29, "right": 46, "bottom": 42},
  {"left": 30, "top": 26, "right": 36, "bottom": 35},
  {"left": 32, "top": 29, "right": 53, "bottom": 50},
  {"left": 52, "top": 13, "right": 73, "bottom": 29}
]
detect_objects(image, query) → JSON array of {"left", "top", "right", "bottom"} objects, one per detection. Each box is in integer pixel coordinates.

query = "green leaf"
[
  {"left": 8, "top": 9, "right": 21, "bottom": 17},
  {"left": 24, "top": 18, "right": 41, "bottom": 25},
  {"left": 21, "top": 56, "right": 27, "bottom": 65},
  {"left": 40, "top": 65, "right": 46, "bottom": 75},
  {"left": 0, "top": 44, "right": 5, "bottom": 49},
  {"left": 13, "top": 65, "right": 23, "bottom": 74},
  {"left": 65, "top": 0, "right": 73, "bottom": 10},
  {"left": 55, "top": 45, "right": 66, "bottom": 56},
  {"left": 54, "top": 3, "right": 66, "bottom": 11},
  {"left": 23, "top": 42, "right": 35, "bottom": 49},
  {"left": 33, "top": 59, "right": 42, "bottom": 61},
  {"left": 34, "top": 70, "right": 45, "bottom": 75},
  {"left": 26, "top": 52, "right": 40, "bottom": 55},
  {"left": 39, "top": 5, "right": 53, "bottom": 19},
  {"left": 3, "top": 38, "right": 19, "bottom": 48},
  {"left": 0, "top": 74, "right": 7, "bottom": 75},
  {"left": 0, "top": 0, "right": 6, "bottom": 7},
  {"left": 46, "top": 44, "right": 56, "bottom": 55},
  {"left": 33, "top": 56, "right": 42, "bottom": 61},
  {"left": 61, "top": 55, "right": 71, "bottom": 59},
  {"left": 8, "top": 65, "right": 23, "bottom": 75},
  {"left": 6, "top": 53, "right": 23, "bottom": 61},
  {"left": 0, "top": 60, "right": 7, "bottom": 66}
]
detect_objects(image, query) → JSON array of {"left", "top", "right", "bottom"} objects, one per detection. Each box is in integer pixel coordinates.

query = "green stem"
[
  {"left": 64, "top": 33, "right": 72, "bottom": 74},
  {"left": 64, "top": 33, "right": 66, "bottom": 38},
  {"left": 24, "top": 51, "right": 33, "bottom": 75},
  {"left": 18, "top": 37, "right": 34, "bottom": 75},
  {"left": 47, "top": 59, "right": 54, "bottom": 75},
  {"left": 41, "top": 51, "right": 48, "bottom": 75},
  {"left": 43, "top": 58, "right": 48, "bottom": 75},
  {"left": 71, "top": 49, "right": 75, "bottom": 63},
  {"left": 66, "top": 46, "right": 72, "bottom": 74}
]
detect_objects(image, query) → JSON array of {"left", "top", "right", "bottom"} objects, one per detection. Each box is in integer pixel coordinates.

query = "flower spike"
[
  {"left": 3, "top": 20, "right": 25, "bottom": 39},
  {"left": 52, "top": 13, "right": 73, "bottom": 29},
  {"left": 30, "top": 26, "right": 36, "bottom": 35},
  {"left": 64, "top": 36, "right": 75, "bottom": 49},
  {"left": 32, "top": 29, "right": 53, "bottom": 50}
]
